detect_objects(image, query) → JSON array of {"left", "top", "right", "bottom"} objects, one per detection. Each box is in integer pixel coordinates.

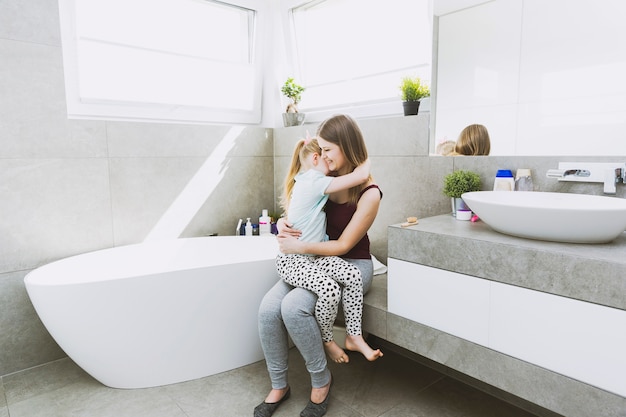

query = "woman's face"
[{"left": 317, "top": 136, "right": 346, "bottom": 174}]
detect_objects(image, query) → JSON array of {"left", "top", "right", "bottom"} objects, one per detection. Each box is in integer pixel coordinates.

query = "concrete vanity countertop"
[{"left": 388, "top": 214, "right": 626, "bottom": 311}]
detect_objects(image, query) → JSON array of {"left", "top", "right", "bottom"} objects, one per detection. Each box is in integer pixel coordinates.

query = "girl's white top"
[{"left": 288, "top": 169, "right": 333, "bottom": 243}]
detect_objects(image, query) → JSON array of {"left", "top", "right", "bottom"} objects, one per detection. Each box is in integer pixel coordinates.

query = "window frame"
[
  {"left": 58, "top": 0, "right": 268, "bottom": 125},
  {"left": 279, "top": 0, "right": 433, "bottom": 123}
]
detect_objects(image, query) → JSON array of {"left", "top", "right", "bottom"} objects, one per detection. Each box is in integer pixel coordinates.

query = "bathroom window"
[
  {"left": 285, "top": 0, "right": 432, "bottom": 122},
  {"left": 59, "top": 0, "right": 265, "bottom": 124}
]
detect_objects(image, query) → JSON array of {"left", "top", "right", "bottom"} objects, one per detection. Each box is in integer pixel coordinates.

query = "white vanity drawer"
[{"left": 388, "top": 258, "right": 490, "bottom": 346}]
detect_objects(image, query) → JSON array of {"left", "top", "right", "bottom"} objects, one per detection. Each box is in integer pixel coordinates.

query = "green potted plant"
[
  {"left": 399, "top": 76, "right": 430, "bottom": 116},
  {"left": 281, "top": 77, "right": 306, "bottom": 127},
  {"left": 443, "top": 170, "right": 481, "bottom": 216}
]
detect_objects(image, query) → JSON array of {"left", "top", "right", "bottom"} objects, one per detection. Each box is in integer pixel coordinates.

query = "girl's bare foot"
[
  {"left": 345, "top": 335, "right": 383, "bottom": 361},
  {"left": 324, "top": 340, "right": 350, "bottom": 363}
]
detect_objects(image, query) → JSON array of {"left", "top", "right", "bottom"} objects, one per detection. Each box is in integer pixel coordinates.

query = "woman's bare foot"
[
  {"left": 324, "top": 340, "right": 350, "bottom": 363},
  {"left": 263, "top": 386, "right": 290, "bottom": 403},
  {"left": 310, "top": 377, "right": 331, "bottom": 403},
  {"left": 345, "top": 335, "right": 383, "bottom": 361}
]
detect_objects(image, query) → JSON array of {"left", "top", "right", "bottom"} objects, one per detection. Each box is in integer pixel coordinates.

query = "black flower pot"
[{"left": 402, "top": 101, "right": 420, "bottom": 116}]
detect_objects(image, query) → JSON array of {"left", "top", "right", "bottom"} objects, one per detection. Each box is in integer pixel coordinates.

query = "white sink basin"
[{"left": 461, "top": 191, "right": 626, "bottom": 243}]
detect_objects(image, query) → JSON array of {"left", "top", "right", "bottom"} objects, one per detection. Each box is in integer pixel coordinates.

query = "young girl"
[{"left": 275, "top": 137, "right": 383, "bottom": 363}]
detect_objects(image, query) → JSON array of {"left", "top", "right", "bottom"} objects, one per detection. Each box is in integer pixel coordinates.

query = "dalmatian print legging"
[{"left": 276, "top": 254, "right": 364, "bottom": 342}]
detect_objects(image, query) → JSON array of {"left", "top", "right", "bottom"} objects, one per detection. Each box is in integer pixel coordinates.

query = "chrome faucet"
[
  {"left": 546, "top": 169, "right": 591, "bottom": 178},
  {"left": 546, "top": 162, "right": 626, "bottom": 195}
]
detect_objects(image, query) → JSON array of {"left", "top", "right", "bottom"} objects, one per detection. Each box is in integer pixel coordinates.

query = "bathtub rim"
[{"left": 25, "top": 236, "right": 279, "bottom": 286}]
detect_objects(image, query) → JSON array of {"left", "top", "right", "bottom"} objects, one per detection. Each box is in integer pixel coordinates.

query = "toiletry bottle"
[
  {"left": 514, "top": 169, "right": 534, "bottom": 191},
  {"left": 259, "top": 209, "right": 271, "bottom": 236},
  {"left": 245, "top": 218, "right": 253, "bottom": 236},
  {"left": 493, "top": 170, "right": 514, "bottom": 191}
]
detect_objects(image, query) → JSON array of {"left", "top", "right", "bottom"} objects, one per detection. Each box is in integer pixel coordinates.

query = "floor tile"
[{"left": 2, "top": 344, "right": 539, "bottom": 417}]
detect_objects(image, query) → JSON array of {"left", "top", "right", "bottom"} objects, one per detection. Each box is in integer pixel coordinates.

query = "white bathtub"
[{"left": 24, "top": 236, "right": 280, "bottom": 389}]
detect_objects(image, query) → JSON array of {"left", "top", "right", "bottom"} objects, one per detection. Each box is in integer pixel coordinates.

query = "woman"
[{"left": 254, "top": 114, "right": 382, "bottom": 417}]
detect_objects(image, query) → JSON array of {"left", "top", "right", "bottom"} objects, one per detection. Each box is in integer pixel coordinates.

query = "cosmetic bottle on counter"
[
  {"left": 514, "top": 169, "right": 534, "bottom": 191},
  {"left": 259, "top": 209, "right": 271, "bottom": 236},
  {"left": 493, "top": 170, "right": 514, "bottom": 191},
  {"left": 245, "top": 218, "right": 253, "bottom": 236}
]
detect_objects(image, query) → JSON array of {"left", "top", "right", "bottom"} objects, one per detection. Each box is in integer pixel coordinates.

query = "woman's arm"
[{"left": 277, "top": 186, "right": 380, "bottom": 256}]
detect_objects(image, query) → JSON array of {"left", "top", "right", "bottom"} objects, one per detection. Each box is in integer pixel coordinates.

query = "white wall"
[{"left": 435, "top": 0, "right": 626, "bottom": 156}]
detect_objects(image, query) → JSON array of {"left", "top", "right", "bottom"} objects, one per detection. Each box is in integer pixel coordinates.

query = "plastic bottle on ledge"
[
  {"left": 493, "top": 170, "right": 514, "bottom": 191},
  {"left": 259, "top": 209, "right": 271, "bottom": 236},
  {"left": 245, "top": 218, "right": 253, "bottom": 236},
  {"left": 514, "top": 169, "right": 534, "bottom": 191}
]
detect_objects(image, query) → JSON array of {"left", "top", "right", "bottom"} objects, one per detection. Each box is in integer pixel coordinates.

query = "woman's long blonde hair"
[
  {"left": 317, "top": 114, "right": 370, "bottom": 205},
  {"left": 280, "top": 138, "right": 322, "bottom": 212}
]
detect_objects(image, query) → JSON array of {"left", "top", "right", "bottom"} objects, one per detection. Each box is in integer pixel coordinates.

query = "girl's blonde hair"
[
  {"left": 280, "top": 138, "right": 322, "bottom": 212},
  {"left": 317, "top": 114, "right": 370, "bottom": 205},
  {"left": 455, "top": 124, "right": 491, "bottom": 156}
]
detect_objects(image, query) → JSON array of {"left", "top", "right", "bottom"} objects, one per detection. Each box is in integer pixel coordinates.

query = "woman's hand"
[
  {"left": 277, "top": 234, "right": 305, "bottom": 254},
  {"left": 276, "top": 217, "right": 301, "bottom": 238},
  {"left": 275, "top": 218, "right": 304, "bottom": 254}
]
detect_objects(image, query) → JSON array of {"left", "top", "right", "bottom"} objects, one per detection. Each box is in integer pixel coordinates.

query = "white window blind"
[
  {"left": 59, "top": 0, "right": 264, "bottom": 124},
  {"left": 288, "top": 0, "right": 432, "bottom": 121}
]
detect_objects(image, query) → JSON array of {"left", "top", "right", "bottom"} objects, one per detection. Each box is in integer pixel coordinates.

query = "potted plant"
[
  {"left": 281, "top": 77, "right": 306, "bottom": 127},
  {"left": 399, "top": 76, "right": 430, "bottom": 116},
  {"left": 443, "top": 170, "right": 481, "bottom": 216}
]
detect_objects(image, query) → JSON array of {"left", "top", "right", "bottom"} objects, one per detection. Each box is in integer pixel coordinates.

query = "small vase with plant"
[
  {"left": 399, "top": 76, "right": 430, "bottom": 116},
  {"left": 443, "top": 170, "right": 481, "bottom": 216},
  {"left": 281, "top": 77, "right": 306, "bottom": 127}
]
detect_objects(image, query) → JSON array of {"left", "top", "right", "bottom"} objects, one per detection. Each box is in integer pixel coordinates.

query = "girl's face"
[
  {"left": 317, "top": 136, "right": 347, "bottom": 174},
  {"left": 310, "top": 152, "right": 330, "bottom": 175}
]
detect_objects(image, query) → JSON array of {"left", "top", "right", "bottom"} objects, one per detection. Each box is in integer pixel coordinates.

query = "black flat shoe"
[
  {"left": 253, "top": 387, "right": 290, "bottom": 417},
  {"left": 300, "top": 377, "right": 332, "bottom": 417}
]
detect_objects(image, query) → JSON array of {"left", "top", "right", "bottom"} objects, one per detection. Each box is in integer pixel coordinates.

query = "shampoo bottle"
[
  {"left": 245, "top": 218, "right": 253, "bottom": 236},
  {"left": 259, "top": 209, "right": 271, "bottom": 236},
  {"left": 493, "top": 170, "right": 514, "bottom": 191}
]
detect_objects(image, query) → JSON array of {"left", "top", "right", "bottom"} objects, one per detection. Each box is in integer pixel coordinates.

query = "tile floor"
[{"left": 0, "top": 343, "right": 540, "bottom": 417}]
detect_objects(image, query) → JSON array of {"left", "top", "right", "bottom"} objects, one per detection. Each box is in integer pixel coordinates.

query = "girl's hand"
[
  {"left": 352, "top": 158, "right": 371, "bottom": 179},
  {"left": 276, "top": 217, "right": 302, "bottom": 238}
]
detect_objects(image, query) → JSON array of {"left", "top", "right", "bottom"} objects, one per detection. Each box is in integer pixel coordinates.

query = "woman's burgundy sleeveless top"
[{"left": 325, "top": 185, "right": 382, "bottom": 259}]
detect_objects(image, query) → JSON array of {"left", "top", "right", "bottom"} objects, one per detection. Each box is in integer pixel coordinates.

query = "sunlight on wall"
[{"left": 143, "top": 126, "right": 244, "bottom": 241}]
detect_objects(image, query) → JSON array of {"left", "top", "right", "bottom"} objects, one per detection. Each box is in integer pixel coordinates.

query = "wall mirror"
[{"left": 432, "top": 0, "right": 626, "bottom": 156}]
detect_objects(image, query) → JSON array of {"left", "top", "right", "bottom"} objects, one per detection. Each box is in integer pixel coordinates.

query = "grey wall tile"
[
  {"left": 0, "top": 271, "right": 65, "bottom": 376},
  {"left": 106, "top": 123, "right": 272, "bottom": 158},
  {"left": 0, "top": 382, "right": 5, "bottom": 408},
  {"left": 0, "top": 40, "right": 107, "bottom": 158},
  {"left": 0, "top": 158, "right": 113, "bottom": 273},
  {"left": 180, "top": 156, "right": 276, "bottom": 238},
  {"left": 109, "top": 156, "right": 275, "bottom": 244},
  {"left": 359, "top": 114, "right": 430, "bottom": 157},
  {"left": 0, "top": 0, "right": 61, "bottom": 45}
]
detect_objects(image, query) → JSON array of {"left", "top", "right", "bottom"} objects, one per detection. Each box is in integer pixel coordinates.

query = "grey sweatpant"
[{"left": 258, "top": 258, "right": 373, "bottom": 390}]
